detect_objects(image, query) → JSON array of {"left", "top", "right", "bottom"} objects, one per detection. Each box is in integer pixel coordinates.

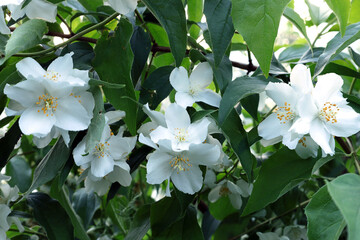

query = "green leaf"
[
  {"left": 314, "top": 22, "right": 360, "bottom": 77},
  {"left": 131, "top": 26, "right": 151, "bottom": 84},
  {"left": 204, "top": 0, "right": 234, "bottom": 67},
  {"left": 209, "top": 196, "right": 237, "bottom": 220},
  {"left": 305, "top": 186, "right": 346, "bottom": 240},
  {"left": 325, "top": 0, "right": 351, "bottom": 36},
  {"left": 27, "top": 192, "right": 74, "bottom": 240},
  {"left": 0, "top": 65, "right": 23, "bottom": 99},
  {"left": 218, "top": 76, "right": 272, "bottom": 125},
  {"left": 5, "top": 156, "right": 32, "bottom": 193},
  {"left": 348, "top": 47, "right": 360, "bottom": 68},
  {"left": 349, "top": 0, "right": 360, "bottom": 24},
  {"left": 327, "top": 173, "right": 360, "bottom": 240},
  {"left": 93, "top": 19, "right": 137, "bottom": 135},
  {"left": 232, "top": 0, "right": 290, "bottom": 77},
  {"left": 305, "top": 0, "right": 331, "bottom": 26},
  {"left": 0, "top": 19, "right": 48, "bottom": 65},
  {"left": 72, "top": 188, "right": 101, "bottom": 229},
  {"left": 88, "top": 79, "right": 125, "bottom": 89},
  {"left": 77, "top": 0, "right": 103, "bottom": 11},
  {"left": 0, "top": 120, "right": 21, "bottom": 169},
  {"left": 187, "top": 0, "right": 203, "bottom": 39},
  {"left": 322, "top": 62, "right": 360, "bottom": 79},
  {"left": 61, "top": 42, "right": 95, "bottom": 70},
  {"left": 283, "top": 7, "right": 311, "bottom": 46},
  {"left": 125, "top": 205, "right": 151, "bottom": 240},
  {"left": 242, "top": 148, "right": 318, "bottom": 216},
  {"left": 142, "top": 0, "right": 187, "bottom": 66},
  {"left": 278, "top": 44, "right": 309, "bottom": 62}
]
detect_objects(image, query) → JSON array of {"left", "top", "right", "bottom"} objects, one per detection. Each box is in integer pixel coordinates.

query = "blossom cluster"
[{"left": 258, "top": 64, "right": 360, "bottom": 158}]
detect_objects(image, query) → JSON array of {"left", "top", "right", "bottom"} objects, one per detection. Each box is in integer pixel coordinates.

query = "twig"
[
  {"left": 348, "top": 77, "right": 358, "bottom": 95},
  {"left": 215, "top": 160, "right": 240, "bottom": 184},
  {"left": 57, "top": 14, "right": 73, "bottom": 34},
  {"left": 135, "top": 9, "right": 155, "bottom": 43}
]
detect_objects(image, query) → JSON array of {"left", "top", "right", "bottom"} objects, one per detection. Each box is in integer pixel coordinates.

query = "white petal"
[
  {"left": 295, "top": 136, "right": 319, "bottom": 159},
  {"left": 105, "top": 110, "right": 125, "bottom": 124},
  {"left": 90, "top": 155, "right": 115, "bottom": 178},
  {"left": 0, "top": 205, "right": 10, "bottom": 231},
  {"left": 73, "top": 139, "right": 94, "bottom": 166},
  {"left": 138, "top": 122, "right": 158, "bottom": 136},
  {"left": 1, "top": 0, "right": 23, "bottom": 5},
  {"left": 189, "top": 62, "right": 213, "bottom": 89},
  {"left": 74, "top": 91, "right": 95, "bottom": 118},
  {"left": 146, "top": 150, "right": 173, "bottom": 184},
  {"left": 187, "top": 143, "right": 221, "bottom": 166},
  {"left": 8, "top": 4, "right": 25, "bottom": 20},
  {"left": 33, "top": 132, "right": 55, "bottom": 148},
  {"left": 313, "top": 73, "right": 343, "bottom": 106},
  {"left": 59, "top": 128, "right": 70, "bottom": 146},
  {"left": 260, "top": 136, "right": 282, "bottom": 147},
  {"left": 19, "top": 107, "right": 55, "bottom": 135},
  {"left": 236, "top": 179, "right": 252, "bottom": 197},
  {"left": 6, "top": 100, "right": 25, "bottom": 116},
  {"left": 4, "top": 80, "right": 44, "bottom": 107},
  {"left": 0, "top": 9, "right": 10, "bottom": 34},
  {"left": 169, "top": 66, "right": 190, "bottom": 92},
  {"left": 208, "top": 185, "right": 222, "bottom": 203},
  {"left": 175, "top": 92, "right": 195, "bottom": 108},
  {"left": 325, "top": 105, "right": 360, "bottom": 137},
  {"left": 258, "top": 113, "right": 291, "bottom": 140},
  {"left": 107, "top": 0, "right": 137, "bottom": 15},
  {"left": 139, "top": 133, "right": 158, "bottom": 149},
  {"left": 25, "top": 0, "right": 57, "bottom": 22},
  {"left": 289, "top": 64, "right": 313, "bottom": 94},
  {"left": 107, "top": 164, "right": 132, "bottom": 186},
  {"left": 47, "top": 53, "right": 74, "bottom": 77},
  {"left": 108, "top": 136, "right": 137, "bottom": 160},
  {"left": 171, "top": 165, "right": 203, "bottom": 194},
  {"left": 85, "top": 177, "right": 110, "bottom": 196},
  {"left": 265, "top": 82, "right": 298, "bottom": 107},
  {"left": 282, "top": 131, "right": 301, "bottom": 150},
  {"left": 204, "top": 169, "right": 216, "bottom": 188},
  {"left": 309, "top": 118, "right": 333, "bottom": 155},
  {"left": 194, "top": 89, "right": 221, "bottom": 107},
  {"left": 142, "top": 103, "right": 166, "bottom": 127},
  {"left": 229, "top": 193, "right": 242, "bottom": 209},
  {"left": 187, "top": 118, "right": 210, "bottom": 144},
  {"left": 149, "top": 126, "right": 173, "bottom": 143},
  {"left": 165, "top": 103, "right": 190, "bottom": 130},
  {"left": 15, "top": 58, "right": 44, "bottom": 80},
  {"left": 55, "top": 97, "right": 91, "bottom": 131}
]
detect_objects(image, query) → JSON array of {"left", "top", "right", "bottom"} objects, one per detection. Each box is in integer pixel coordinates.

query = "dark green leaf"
[
  {"left": 125, "top": 205, "right": 151, "bottom": 240},
  {"left": 142, "top": 0, "right": 187, "bottom": 66},
  {"left": 93, "top": 19, "right": 137, "bottom": 135},
  {"left": 241, "top": 94, "right": 259, "bottom": 121},
  {"left": 327, "top": 173, "right": 360, "bottom": 240},
  {"left": 314, "top": 22, "right": 360, "bottom": 77},
  {"left": 325, "top": 0, "right": 351, "bottom": 36},
  {"left": 77, "top": 0, "right": 103, "bottom": 12},
  {"left": 131, "top": 26, "right": 151, "bottom": 84},
  {"left": 283, "top": 7, "right": 311, "bottom": 46},
  {"left": 322, "top": 62, "right": 360, "bottom": 78},
  {"left": 61, "top": 42, "right": 95, "bottom": 70},
  {"left": 209, "top": 196, "right": 237, "bottom": 220},
  {"left": 72, "top": 188, "right": 101, "bottom": 229},
  {"left": 0, "top": 120, "right": 21, "bottom": 169},
  {"left": 0, "top": 65, "right": 23, "bottom": 99},
  {"left": 278, "top": 44, "right": 309, "bottom": 62},
  {"left": 27, "top": 192, "right": 74, "bottom": 240},
  {"left": 204, "top": 0, "right": 234, "bottom": 67},
  {"left": 214, "top": 213, "right": 250, "bottom": 240},
  {"left": 305, "top": 186, "right": 346, "bottom": 240},
  {"left": 202, "top": 210, "right": 220, "bottom": 240},
  {"left": 242, "top": 148, "right": 318, "bottom": 216},
  {"left": 5, "top": 156, "right": 32, "bottom": 193},
  {"left": 88, "top": 79, "right": 125, "bottom": 89},
  {"left": 232, "top": 0, "right": 290, "bottom": 77},
  {"left": 348, "top": 47, "right": 360, "bottom": 68}
]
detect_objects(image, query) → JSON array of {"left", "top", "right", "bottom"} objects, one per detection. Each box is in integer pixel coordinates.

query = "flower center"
[
  {"left": 169, "top": 155, "right": 192, "bottom": 173},
  {"left": 43, "top": 70, "right": 61, "bottom": 82},
  {"left": 275, "top": 102, "right": 295, "bottom": 124},
  {"left": 319, "top": 102, "right": 339, "bottom": 124},
  {"left": 174, "top": 128, "right": 188, "bottom": 142},
  {"left": 219, "top": 186, "right": 230, "bottom": 196},
  {"left": 298, "top": 136, "right": 307, "bottom": 148},
  {"left": 93, "top": 142, "right": 110, "bottom": 158},
  {"left": 36, "top": 93, "right": 58, "bottom": 116}
]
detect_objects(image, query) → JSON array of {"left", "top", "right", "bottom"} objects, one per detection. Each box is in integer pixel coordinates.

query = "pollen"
[
  {"left": 43, "top": 70, "right": 61, "bottom": 82},
  {"left": 319, "top": 102, "right": 339, "bottom": 124},
  {"left": 169, "top": 155, "right": 192, "bottom": 174},
  {"left": 36, "top": 93, "right": 58, "bottom": 116},
  {"left": 93, "top": 142, "right": 110, "bottom": 158},
  {"left": 174, "top": 128, "right": 189, "bottom": 142},
  {"left": 219, "top": 186, "right": 230, "bottom": 196},
  {"left": 298, "top": 136, "right": 307, "bottom": 148},
  {"left": 275, "top": 102, "right": 295, "bottom": 124}
]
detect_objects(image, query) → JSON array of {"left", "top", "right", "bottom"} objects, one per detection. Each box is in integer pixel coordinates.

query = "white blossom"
[{"left": 107, "top": 0, "right": 137, "bottom": 15}]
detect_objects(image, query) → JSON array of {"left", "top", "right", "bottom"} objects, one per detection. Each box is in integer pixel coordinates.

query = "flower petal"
[
  {"left": 295, "top": 135, "right": 319, "bottom": 159},
  {"left": 108, "top": 136, "right": 137, "bottom": 160},
  {"left": 313, "top": 73, "right": 343, "bottom": 106},
  {"left": 5, "top": 100, "right": 25, "bottom": 116},
  {"left": 309, "top": 118, "right": 333, "bottom": 155},
  {"left": 208, "top": 185, "right": 222, "bottom": 203},
  {"left": 170, "top": 66, "right": 190, "bottom": 92},
  {"left": 47, "top": 53, "right": 74, "bottom": 77},
  {"left": 165, "top": 103, "right": 190, "bottom": 130},
  {"left": 258, "top": 113, "right": 291, "bottom": 140},
  {"left": 4, "top": 80, "right": 44, "bottom": 107},
  {"left": 289, "top": 64, "right": 313, "bottom": 94},
  {"left": 107, "top": 164, "right": 132, "bottom": 186},
  {"left": 91, "top": 155, "right": 115, "bottom": 178},
  {"left": 0, "top": 8, "right": 10, "bottom": 34},
  {"left": 139, "top": 133, "right": 158, "bottom": 149},
  {"left": 229, "top": 193, "right": 242, "bottom": 209},
  {"left": 107, "top": 0, "right": 137, "bottom": 15},
  {"left": 325, "top": 105, "right": 360, "bottom": 137},
  {"left": 105, "top": 110, "right": 125, "bottom": 125},
  {"left": 194, "top": 89, "right": 221, "bottom": 107},
  {"left": 142, "top": 103, "right": 166, "bottom": 127},
  {"left": 55, "top": 97, "right": 91, "bottom": 131},
  {"left": 146, "top": 150, "right": 173, "bottom": 184},
  {"left": 73, "top": 139, "right": 95, "bottom": 166},
  {"left": 265, "top": 82, "right": 298, "bottom": 107},
  {"left": 7, "top": 4, "right": 25, "bottom": 21},
  {"left": 171, "top": 165, "right": 203, "bottom": 194},
  {"left": 187, "top": 143, "right": 221, "bottom": 166},
  {"left": 0, "top": 204, "right": 11, "bottom": 231},
  {"left": 175, "top": 92, "right": 195, "bottom": 108},
  {"left": 85, "top": 176, "right": 111, "bottom": 196},
  {"left": 189, "top": 62, "right": 213, "bottom": 89},
  {"left": 25, "top": 0, "right": 57, "bottom": 22},
  {"left": 19, "top": 107, "right": 55, "bottom": 135},
  {"left": 75, "top": 91, "right": 95, "bottom": 118},
  {"left": 187, "top": 117, "right": 210, "bottom": 144},
  {"left": 149, "top": 126, "right": 173, "bottom": 144}
]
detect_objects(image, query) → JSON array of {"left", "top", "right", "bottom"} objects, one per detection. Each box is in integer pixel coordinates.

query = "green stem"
[
  {"left": 7, "top": 228, "right": 47, "bottom": 238},
  {"left": 348, "top": 77, "right": 357, "bottom": 95},
  {"left": 311, "top": 18, "right": 337, "bottom": 48},
  {"left": 215, "top": 160, "right": 239, "bottom": 184},
  {"left": 16, "top": 12, "right": 119, "bottom": 57}
]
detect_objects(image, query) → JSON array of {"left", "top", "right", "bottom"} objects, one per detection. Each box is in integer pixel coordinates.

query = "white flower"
[
  {"left": 292, "top": 73, "right": 360, "bottom": 155},
  {"left": 107, "top": 0, "right": 137, "bottom": 15},
  {"left": 258, "top": 64, "right": 313, "bottom": 150},
  {"left": 149, "top": 103, "right": 210, "bottom": 151},
  {"left": 73, "top": 117, "right": 137, "bottom": 178},
  {"left": 170, "top": 62, "right": 221, "bottom": 108},
  {"left": 137, "top": 103, "right": 166, "bottom": 137},
  {"left": 0, "top": 0, "right": 57, "bottom": 34},
  {"left": 140, "top": 136, "right": 221, "bottom": 195},
  {"left": 208, "top": 179, "right": 252, "bottom": 209}
]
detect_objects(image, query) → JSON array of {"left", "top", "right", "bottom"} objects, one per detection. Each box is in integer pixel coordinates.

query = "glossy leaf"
[
  {"left": 305, "top": 186, "right": 346, "bottom": 240},
  {"left": 0, "top": 120, "right": 21, "bottom": 169},
  {"left": 131, "top": 26, "right": 151, "bottom": 85},
  {"left": 61, "top": 42, "right": 95, "bottom": 70},
  {"left": 93, "top": 19, "right": 137, "bottom": 135},
  {"left": 327, "top": 173, "right": 360, "bottom": 240},
  {"left": 6, "top": 156, "right": 32, "bottom": 193},
  {"left": 142, "top": 0, "right": 187, "bottom": 66},
  {"left": 314, "top": 22, "right": 360, "bottom": 77},
  {"left": 325, "top": 0, "right": 351, "bottom": 36},
  {"left": 72, "top": 188, "right": 101, "bottom": 229},
  {"left": 348, "top": 47, "right": 360, "bottom": 68},
  {"left": 283, "top": 7, "right": 311, "bottom": 46},
  {"left": 232, "top": 0, "right": 290, "bottom": 77},
  {"left": 125, "top": 205, "right": 151, "bottom": 240},
  {"left": 349, "top": 0, "right": 360, "bottom": 24},
  {"left": 204, "top": 0, "right": 234, "bottom": 67}
]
